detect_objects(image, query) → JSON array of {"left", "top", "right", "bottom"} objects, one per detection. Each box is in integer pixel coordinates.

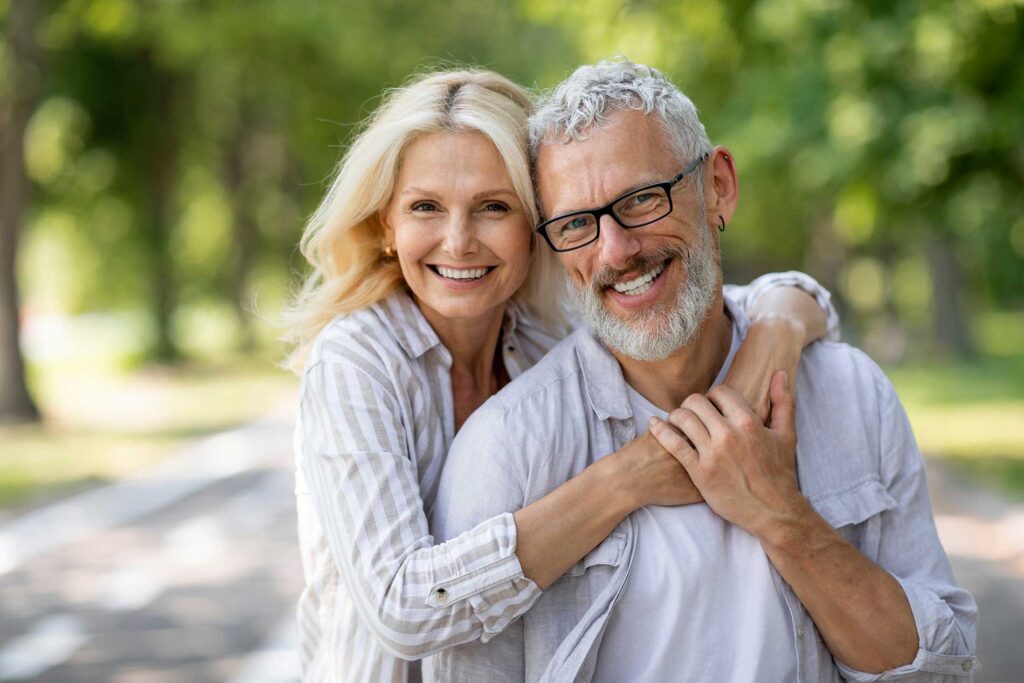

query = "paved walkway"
[{"left": 0, "top": 406, "right": 1020, "bottom": 682}]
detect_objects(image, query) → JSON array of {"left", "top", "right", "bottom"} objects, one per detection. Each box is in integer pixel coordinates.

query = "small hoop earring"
[{"left": 718, "top": 215, "right": 726, "bottom": 233}]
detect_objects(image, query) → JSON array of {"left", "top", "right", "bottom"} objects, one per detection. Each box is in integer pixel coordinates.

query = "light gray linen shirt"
[
  {"left": 429, "top": 296, "right": 980, "bottom": 683},
  {"left": 294, "top": 273, "right": 838, "bottom": 682}
]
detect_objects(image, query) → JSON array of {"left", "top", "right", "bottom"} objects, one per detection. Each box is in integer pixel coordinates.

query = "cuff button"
[
  {"left": 962, "top": 660, "right": 973, "bottom": 672},
  {"left": 435, "top": 588, "right": 449, "bottom": 604}
]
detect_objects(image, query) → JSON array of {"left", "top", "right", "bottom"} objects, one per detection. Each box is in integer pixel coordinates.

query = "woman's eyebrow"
[{"left": 471, "top": 189, "right": 517, "bottom": 201}]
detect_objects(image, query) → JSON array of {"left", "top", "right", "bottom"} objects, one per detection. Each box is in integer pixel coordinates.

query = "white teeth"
[
  {"left": 436, "top": 266, "right": 489, "bottom": 280},
  {"left": 611, "top": 262, "right": 666, "bottom": 295}
]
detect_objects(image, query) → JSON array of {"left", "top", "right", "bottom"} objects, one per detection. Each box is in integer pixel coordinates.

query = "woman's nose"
[{"left": 442, "top": 213, "right": 476, "bottom": 258}]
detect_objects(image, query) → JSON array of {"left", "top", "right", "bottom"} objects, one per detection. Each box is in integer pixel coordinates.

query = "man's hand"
[
  {"left": 647, "top": 371, "right": 807, "bottom": 539},
  {"left": 606, "top": 430, "right": 704, "bottom": 509}
]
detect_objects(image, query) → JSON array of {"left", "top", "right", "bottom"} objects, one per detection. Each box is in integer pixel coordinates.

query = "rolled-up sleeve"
[
  {"left": 299, "top": 357, "right": 540, "bottom": 660},
  {"left": 837, "top": 365, "right": 980, "bottom": 681},
  {"left": 725, "top": 270, "right": 841, "bottom": 341}
]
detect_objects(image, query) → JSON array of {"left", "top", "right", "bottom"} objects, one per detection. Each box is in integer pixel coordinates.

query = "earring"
[
  {"left": 383, "top": 243, "right": 394, "bottom": 259},
  {"left": 718, "top": 215, "right": 726, "bottom": 233}
]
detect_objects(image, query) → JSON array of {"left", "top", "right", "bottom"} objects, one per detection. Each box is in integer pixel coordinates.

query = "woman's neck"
[{"left": 415, "top": 298, "right": 508, "bottom": 429}]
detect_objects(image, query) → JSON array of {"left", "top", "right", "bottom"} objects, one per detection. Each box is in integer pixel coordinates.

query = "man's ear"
[{"left": 704, "top": 146, "right": 739, "bottom": 225}]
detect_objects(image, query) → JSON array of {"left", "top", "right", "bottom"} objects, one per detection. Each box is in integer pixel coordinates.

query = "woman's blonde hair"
[{"left": 282, "top": 68, "right": 564, "bottom": 373}]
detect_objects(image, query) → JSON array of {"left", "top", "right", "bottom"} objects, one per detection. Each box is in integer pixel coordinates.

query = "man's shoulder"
[
  {"left": 456, "top": 327, "right": 593, "bottom": 446},
  {"left": 798, "top": 340, "right": 889, "bottom": 395},
  {"left": 480, "top": 327, "right": 592, "bottom": 416}
]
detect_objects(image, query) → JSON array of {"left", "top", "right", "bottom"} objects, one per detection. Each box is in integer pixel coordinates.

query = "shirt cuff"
[
  {"left": 425, "top": 512, "right": 542, "bottom": 641},
  {"left": 835, "top": 577, "right": 980, "bottom": 681},
  {"left": 739, "top": 270, "right": 841, "bottom": 342}
]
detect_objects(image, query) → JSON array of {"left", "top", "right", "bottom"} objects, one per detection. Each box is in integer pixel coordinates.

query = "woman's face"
[{"left": 381, "top": 131, "right": 533, "bottom": 326}]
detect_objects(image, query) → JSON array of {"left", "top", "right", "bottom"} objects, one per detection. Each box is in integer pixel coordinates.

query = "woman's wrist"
[
  {"left": 590, "top": 452, "right": 644, "bottom": 516},
  {"left": 747, "top": 314, "right": 811, "bottom": 349}
]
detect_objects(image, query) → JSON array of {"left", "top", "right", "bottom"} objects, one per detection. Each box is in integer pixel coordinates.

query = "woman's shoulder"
[{"left": 305, "top": 290, "right": 432, "bottom": 375}]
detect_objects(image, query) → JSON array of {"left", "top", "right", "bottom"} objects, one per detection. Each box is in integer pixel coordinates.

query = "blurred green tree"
[{"left": 0, "top": 0, "right": 45, "bottom": 422}]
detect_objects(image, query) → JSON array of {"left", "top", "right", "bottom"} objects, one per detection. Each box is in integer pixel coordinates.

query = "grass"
[
  {"left": 884, "top": 355, "right": 1024, "bottom": 498},
  {"left": 0, "top": 359, "right": 298, "bottom": 511}
]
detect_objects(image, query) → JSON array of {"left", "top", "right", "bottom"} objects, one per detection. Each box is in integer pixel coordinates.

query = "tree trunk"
[
  {"left": 144, "top": 64, "right": 180, "bottom": 362},
  {"left": 927, "top": 236, "right": 974, "bottom": 358},
  {"left": 224, "top": 113, "right": 258, "bottom": 353},
  {"left": 0, "top": 0, "right": 43, "bottom": 422}
]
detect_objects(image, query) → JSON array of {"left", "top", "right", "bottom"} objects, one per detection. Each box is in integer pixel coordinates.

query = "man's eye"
[
  {"left": 631, "top": 192, "right": 656, "bottom": 205},
  {"left": 565, "top": 216, "right": 589, "bottom": 231}
]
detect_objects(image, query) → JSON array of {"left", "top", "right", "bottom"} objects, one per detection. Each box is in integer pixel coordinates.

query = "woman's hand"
[
  {"left": 603, "top": 431, "right": 704, "bottom": 510},
  {"left": 722, "top": 317, "right": 804, "bottom": 423}
]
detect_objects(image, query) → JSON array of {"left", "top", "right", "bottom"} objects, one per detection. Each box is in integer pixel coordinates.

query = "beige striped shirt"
[{"left": 294, "top": 273, "right": 838, "bottom": 682}]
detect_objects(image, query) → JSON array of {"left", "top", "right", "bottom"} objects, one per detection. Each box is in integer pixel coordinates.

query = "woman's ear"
[
  {"left": 378, "top": 207, "right": 394, "bottom": 248},
  {"left": 705, "top": 146, "right": 740, "bottom": 226}
]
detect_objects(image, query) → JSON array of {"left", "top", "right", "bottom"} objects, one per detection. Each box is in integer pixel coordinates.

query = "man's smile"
[{"left": 609, "top": 260, "right": 668, "bottom": 296}]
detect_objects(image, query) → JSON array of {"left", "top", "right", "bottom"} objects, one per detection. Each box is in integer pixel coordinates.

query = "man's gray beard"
[{"left": 566, "top": 221, "right": 718, "bottom": 361}]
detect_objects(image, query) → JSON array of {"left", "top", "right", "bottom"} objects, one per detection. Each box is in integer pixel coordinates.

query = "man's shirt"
[
  {"left": 429, "top": 296, "right": 979, "bottom": 683},
  {"left": 592, "top": 328, "right": 796, "bottom": 683}
]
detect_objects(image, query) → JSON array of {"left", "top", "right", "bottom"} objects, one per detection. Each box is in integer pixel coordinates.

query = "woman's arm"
[
  {"left": 724, "top": 272, "right": 839, "bottom": 422},
  {"left": 513, "top": 273, "right": 840, "bottom": 589},
  {"left": 300, "top": 356, "right": 698, "bottom": 662},
  {"left": 301, "top": 273, "right": 839, "bottom": 660}
]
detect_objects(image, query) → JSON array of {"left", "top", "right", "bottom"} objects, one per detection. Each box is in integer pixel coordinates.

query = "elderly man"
[{"left": 428, "top": 59, "right": 979, "bottom": 682}]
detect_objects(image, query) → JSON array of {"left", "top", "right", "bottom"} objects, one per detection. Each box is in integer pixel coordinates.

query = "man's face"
[{"left": 535, "top": 109, "right": 721, "bottom": 360}]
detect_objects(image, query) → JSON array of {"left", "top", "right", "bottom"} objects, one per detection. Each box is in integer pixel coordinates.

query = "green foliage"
[{"left": 7, "top": 0, "right": 1023, "bottom": 363}]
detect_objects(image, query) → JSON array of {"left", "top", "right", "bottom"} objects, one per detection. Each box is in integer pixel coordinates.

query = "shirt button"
[
  {"left": 435, "top": 588, "right": 448, "bottom": 604},
  {"left": 796, "top": 626, "right": 805, "bottom": 638},
  {"left": 962, "top": 660, "right": 973, "bottom": 672}
]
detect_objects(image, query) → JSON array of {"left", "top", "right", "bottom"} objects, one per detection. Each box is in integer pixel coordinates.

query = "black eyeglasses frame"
[{"left": 535, "top": 151, "right": 710, "bottom": 253}]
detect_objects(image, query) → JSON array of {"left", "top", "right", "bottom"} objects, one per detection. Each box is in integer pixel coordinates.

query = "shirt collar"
[
  {"left": 377, "top": 289, "right": 529, "bottom": 361},
  {"left": 574, "top": 292, "right": 747, "bottom": 422},
  {"left": 376, "top": 289, "right": 444, "bottom": 360}
]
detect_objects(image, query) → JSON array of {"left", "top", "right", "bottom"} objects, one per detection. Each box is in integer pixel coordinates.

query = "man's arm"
[{"left": 648, "top": 370, "right": 978, "bottom": 678}]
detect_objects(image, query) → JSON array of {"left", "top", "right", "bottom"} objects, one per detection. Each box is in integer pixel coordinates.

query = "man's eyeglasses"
[{"left": 536, "top": 152, "right": 710, "bottom": 253}]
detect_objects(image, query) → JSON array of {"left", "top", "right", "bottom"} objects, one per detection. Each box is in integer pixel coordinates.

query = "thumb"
[{"left": 768, "top": 370, "right": 796, "bottom": 448}]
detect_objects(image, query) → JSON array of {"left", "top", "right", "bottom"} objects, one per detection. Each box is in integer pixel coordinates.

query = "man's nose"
[
  {"left": 442, "top": 213, "right": 476, "bottom": 258},
  {"left": 597, "top": 215, "right": 642, "bottom": 270}
]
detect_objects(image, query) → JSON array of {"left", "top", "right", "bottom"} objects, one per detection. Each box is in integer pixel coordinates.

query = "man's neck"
[{"left": 612, "top": 293, "right": 733, "bottom": 412}]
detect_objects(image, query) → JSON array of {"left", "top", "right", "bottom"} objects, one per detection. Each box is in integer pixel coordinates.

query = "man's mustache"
[{"left": 590, "top": 246, "right": 687, "bottom": 290}]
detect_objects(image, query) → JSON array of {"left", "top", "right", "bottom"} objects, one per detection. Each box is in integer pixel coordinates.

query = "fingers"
[
  {"left": 647, "top": 416, "right": 698, "bottom": 470},
  {"left": 666, "top": 398, "right": 716, "bottom": 450},
  {"left": 680, "top": 393, "right": 727, "bottom": 440},
  {"left": 769, "top": 371, "right": 797, "bottom": 448},
  {"left": 706, "top": 384, "right": 760, "bottom": 428}
]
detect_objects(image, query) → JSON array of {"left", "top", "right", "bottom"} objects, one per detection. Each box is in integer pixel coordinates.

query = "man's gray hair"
[{"left": 529, "top": 58, "right": 712, "bottom": 168}]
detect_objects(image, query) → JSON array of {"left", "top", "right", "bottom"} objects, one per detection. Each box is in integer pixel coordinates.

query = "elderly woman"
[{"left": 285, "top": 69, "right": 838, "bottom": 682}]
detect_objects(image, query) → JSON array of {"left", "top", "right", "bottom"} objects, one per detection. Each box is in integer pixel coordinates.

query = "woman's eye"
[
  {"left": 483, "top": 202, "right": 509, "bottom": 213},
  {"left": 411, "top": 201, "right": 438, "bottom": 212}
]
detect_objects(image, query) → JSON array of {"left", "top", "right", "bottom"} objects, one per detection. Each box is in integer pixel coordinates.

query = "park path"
[{"left": 0, "top": 405, "right": 1021, "bottom": 682}]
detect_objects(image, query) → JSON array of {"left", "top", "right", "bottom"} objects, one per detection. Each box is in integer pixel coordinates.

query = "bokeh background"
[{"left": 0, "top": 1, "right": 1022, "bottom": 681}]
